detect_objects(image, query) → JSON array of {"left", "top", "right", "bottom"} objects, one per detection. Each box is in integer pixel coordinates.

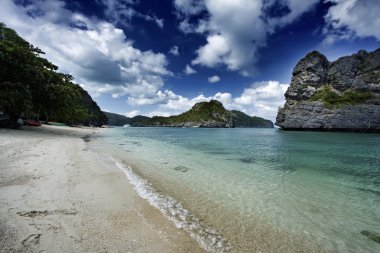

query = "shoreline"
[
  {"left": 0, "top": 125, "right": 205, "bottom": 252},
  {"left": 92, "top": 128, "right": 330, "bottom": 253}
]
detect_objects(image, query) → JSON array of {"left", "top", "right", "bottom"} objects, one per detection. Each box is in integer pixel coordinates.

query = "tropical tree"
[{"left": 0, "top": 23, "right": 107, "bottom": 127}]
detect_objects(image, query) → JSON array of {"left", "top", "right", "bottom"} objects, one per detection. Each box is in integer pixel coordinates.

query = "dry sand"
[{"left": 0, "top": 125, "right": 205, "bottom": 253}]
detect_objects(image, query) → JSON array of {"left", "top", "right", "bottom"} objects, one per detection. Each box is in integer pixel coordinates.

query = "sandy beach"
[{"left": 0, "top": 125, "right": 205, "bottom": 253}]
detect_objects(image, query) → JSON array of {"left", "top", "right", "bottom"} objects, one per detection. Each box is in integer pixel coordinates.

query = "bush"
[{"left": 311, "top": 86, "right": 375, "bottom": 108}]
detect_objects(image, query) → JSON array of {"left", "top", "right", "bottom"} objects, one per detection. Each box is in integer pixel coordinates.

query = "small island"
[{"left": 105, "top": 100, "right": 274, "bottom": 128}]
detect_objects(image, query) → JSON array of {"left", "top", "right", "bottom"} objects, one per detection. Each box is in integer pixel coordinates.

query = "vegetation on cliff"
[
  {"left": 132, "top": 100, "right": 234, "bottom": 127},
  {"left": 0, "top": 23, "right": 107, "bottom": 127},
  {"left": 310, "top": 85, "right": 375, "bottom": 108},
  {"left": 231, "top": 110, "right": 274, "bottom": 128},
  {"left": 103, "top": 111, "right": 149, "bottom": 126}
]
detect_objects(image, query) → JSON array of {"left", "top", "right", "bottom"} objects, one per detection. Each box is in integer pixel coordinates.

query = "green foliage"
[
  {"left": 0, "top": 23, "right": 107, "bottom": 127},
  {"left": 278, "top": 106, "right": 285, "bottom": 113},
  {"left": 175, "top": 100, "right": 233, "bottom": 122},
  {"left": 311, "top": 85, "right": 375, "bottom": 108},
  {"left": 231, "top": 110, "right": 273, "bottom": 127},
  {"left": 103, "top": 111, "right": 130, "bottom": 126},
  {"left": 70, "top": 106, "right": 90, "bottom": 124},
  {"left": 75, "top": 86, "right": 108, "bottom": 126},
  {"left": 0, "top": 82, "right": 32, "bottom": 116}
]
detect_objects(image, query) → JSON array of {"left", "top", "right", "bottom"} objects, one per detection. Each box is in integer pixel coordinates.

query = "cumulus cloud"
[
  {"left": 208, "top": 75, "right": 221, "bottom": 83},
  {"left": 127, "top": 90, "right": 180, "bottom": 106},
  {"left": 169, "top": 45, "right": 180, "bottom": 56},
  {"left": 0, "top": 0, "right": 171, "bottom": 103},
  {"left": 234, "top": 81, "right": 289, "bottom": 120},
  {"left": 175, "top": 0, "right": 319, "bottom": 75},
  {"left": 97, "top": 0, "right": 135, "bottom": 25},
  {"left": 125, "top": 110, "right": 141, "bottom": 117},
  {"left": 323, "top": 0, "right": 380, "bottom": 45},
  {"left": 184, "top": 64, "right": 197, "bottom": 75},
  {"left": 232, "top": 80, "right": 289, "bottom": 120},
  {"left": 174, "top": 0, "right": 205, "bottom": 15}
]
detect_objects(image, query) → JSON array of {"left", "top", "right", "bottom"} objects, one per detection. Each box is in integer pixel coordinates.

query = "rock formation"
[{"left": 276, "top": 49, "right": 380, "bottom": 132}]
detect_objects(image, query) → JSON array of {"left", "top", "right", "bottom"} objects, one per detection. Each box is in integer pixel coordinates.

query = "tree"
[{"left": 0, "top": 23, "right": 108, "bottom": 128}]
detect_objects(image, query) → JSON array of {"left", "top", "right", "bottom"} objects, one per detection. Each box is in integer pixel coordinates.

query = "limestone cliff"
[{"left": 276, "top": 49, "right": 380, "bottom": 132}]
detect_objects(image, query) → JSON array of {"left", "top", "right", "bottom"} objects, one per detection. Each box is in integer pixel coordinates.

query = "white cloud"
[
  {"left": 142, "top": 14, "right": 164, "bottom": 29},
  {"left": 264, "top": 0, "right": 320, "bottom": 28},
  {"left": 192, "top": 34, "right": 231, "bottom": 68},
  {"left": 174, "top": 0, "right": 205, "bottom": 15},
  {"left": 234, "top": 81, "right": 289, "bottom": 120},
  {"left": 0, "top": 0, "right": 171, "bottom": 103},
  {"left": 125, "top": 110, "right": 140, "bottom": 117},
  {"left": 155, "top": 18, "right": 164, "bottom": 29},
  {"left": 169, "top": 45, "right": 180, "bottom": 56},
  {"left": 323, "top": 0, "right": 380, "bottom": 44},
  {"left": 98, "top": 0, "right": 164, "bottom": 29},
  {"left": 175, "top": 0, "right": 319, "bottom": 75},
  {"left": 147, "top": 111, "right": 173, "bottom": 117},
  {"left": 184, "top": 64, "right": 197, "bottom": 75},
  {"left": 127, "top": 90, "right": 180, "bottom": 106},
  {"left": 208, "top": 75, "right": 221, "bottom": 83}
]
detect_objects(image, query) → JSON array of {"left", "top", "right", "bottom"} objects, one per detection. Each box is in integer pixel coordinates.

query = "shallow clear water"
[{"left": 97, "top": 128, "right": 380, "bottom": 252}]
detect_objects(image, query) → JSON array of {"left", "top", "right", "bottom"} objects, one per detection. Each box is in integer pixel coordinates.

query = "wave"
[{"left": 111, "top": 157, "right": 232, "bottom": 253}]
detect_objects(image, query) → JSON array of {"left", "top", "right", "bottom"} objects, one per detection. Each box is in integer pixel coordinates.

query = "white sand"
[{"left": 0, "top": 125, "right": 205, "bottom": 252}]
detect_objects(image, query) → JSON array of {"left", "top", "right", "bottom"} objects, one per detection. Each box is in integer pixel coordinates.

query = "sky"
[{"left": 1, "top": 0, "right": 380, "bottom": 121}]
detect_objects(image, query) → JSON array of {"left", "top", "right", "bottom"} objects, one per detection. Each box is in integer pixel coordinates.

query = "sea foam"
[{"left": 111, "top": 157, "right": 232, "bottom": 253}]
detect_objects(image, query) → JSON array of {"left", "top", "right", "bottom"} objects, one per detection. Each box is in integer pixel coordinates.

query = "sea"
[{"left": 87, "top": 127, "right": 380, "bottom": 253}]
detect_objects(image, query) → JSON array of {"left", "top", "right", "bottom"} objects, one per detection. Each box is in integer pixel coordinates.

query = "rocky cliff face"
[{"left": 276, "top": 49, "right": 380, "bottom": 132}]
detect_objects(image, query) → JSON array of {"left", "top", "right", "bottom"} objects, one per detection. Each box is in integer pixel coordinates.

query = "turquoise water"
[{"left": 95, "top": 128, "right": 380, "bottom": 252}]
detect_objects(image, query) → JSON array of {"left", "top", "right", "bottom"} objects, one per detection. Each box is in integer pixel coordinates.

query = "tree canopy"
[{"left": 0, "top": 23, "right": 107, "bottom": 127}]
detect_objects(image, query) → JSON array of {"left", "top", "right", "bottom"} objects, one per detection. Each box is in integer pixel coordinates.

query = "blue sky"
[{"left": 1, "top": 0, "right": 380, "bottom": 121}]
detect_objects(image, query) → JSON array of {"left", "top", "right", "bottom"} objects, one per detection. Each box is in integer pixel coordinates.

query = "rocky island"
[
  {"left": 105, "top": 100, "right": 273, "bottom": 128},
  {"left": 276, "top": 48, "right": 380, "bottom": 132}
]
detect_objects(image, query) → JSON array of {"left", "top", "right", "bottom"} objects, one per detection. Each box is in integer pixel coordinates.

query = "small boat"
[{"left": 24, "top": 119, "right": 41, "bottom": 126}]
